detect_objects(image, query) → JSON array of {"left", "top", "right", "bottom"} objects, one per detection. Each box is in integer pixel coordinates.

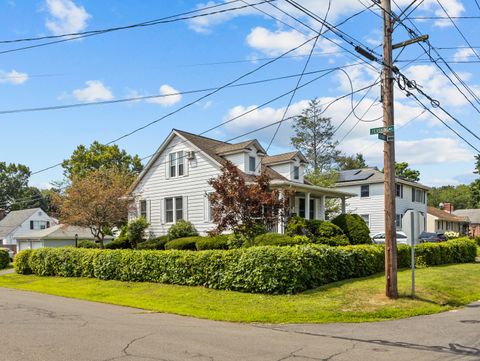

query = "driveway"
[{"left": 0, "top": 287, "right": 479, "bottom": 361}]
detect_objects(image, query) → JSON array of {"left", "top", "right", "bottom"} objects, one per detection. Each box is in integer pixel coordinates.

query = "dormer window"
[
  {"left": 169, "top": 151, "right": 184, "bottom": 178},
  {"left": 249, "top": 156, "right": 256, "bottom": 172},
  {"left": 293, "top": 166, "right": 300, "bottom": 180}
]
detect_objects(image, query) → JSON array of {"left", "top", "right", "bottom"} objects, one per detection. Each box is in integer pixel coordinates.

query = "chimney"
[
  {"left": 0, "top": 208, "right": 6, "bottom": 221},
  {"left": 443, "top": 203, "right": 454, "bottom": 214}
]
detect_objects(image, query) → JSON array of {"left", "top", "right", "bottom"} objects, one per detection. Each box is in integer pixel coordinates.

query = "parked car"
[
  {"left": 372, "top": 231, "right": 409, "bottom": 245},
  {"left": 418, "top": 232, "right": 446, "bottom": 243}
]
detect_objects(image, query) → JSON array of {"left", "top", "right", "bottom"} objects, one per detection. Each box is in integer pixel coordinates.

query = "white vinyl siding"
[{"left": 131, "top": 135, "right": 219, "bottom": 236}]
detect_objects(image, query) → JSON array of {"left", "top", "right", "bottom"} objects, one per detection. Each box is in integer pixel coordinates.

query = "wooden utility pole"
[{"left": 381, "top": 0, "right": 398, "bottom": 299}]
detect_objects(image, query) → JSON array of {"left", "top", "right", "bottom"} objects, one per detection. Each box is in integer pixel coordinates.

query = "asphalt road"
[{"left": 0, "top": 287, "right": 479, "bottom": 361}]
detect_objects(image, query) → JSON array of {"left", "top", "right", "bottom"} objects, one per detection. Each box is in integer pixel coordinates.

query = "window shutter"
[
  {"left": 147, "top": 200, "right": 151, "bottom": 223},
  {"left": 160, "top": 198, "right": 165, "bottom": 224},
  {"left": 412, "top": 187, "right": 415, "bottom": 202},
  {"left": 30, "top": 220, "right": 34, "bottom": 229},
  {"left": 184, "top": 196, "right": 188, "bottom": 221},
  {"left": 165, "top": 156, "right": 170, "bottom": 179},
  {"left": 204, "top": 193, "right": 209, "bottom": 222}
]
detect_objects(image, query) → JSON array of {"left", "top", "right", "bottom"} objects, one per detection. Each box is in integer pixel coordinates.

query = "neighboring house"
[
  {"left": 15, "top": 224, "right": 113, "bottom": 251},
  {"left": 334, "top": 168, "right": 430, "bottom": 243},
  {"left": 453, "top": 209, "right": 480, "bottom": 237},
  {"left": 127, "top": 129, "right": 354, "bottom": 236},
  {"left": 0, "top": 208, "right": 57, "bottom": 253},
  {"left": 426, "top": 206, "right": 469, "bottom": 235}
]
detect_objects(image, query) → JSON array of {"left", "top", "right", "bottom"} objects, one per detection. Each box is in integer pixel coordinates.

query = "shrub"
[
  {"left": 196, "top": 235, "right": 229, "bottom": 250},
  {"left": 13, "top": 250, "right": 32, "bottom": 274},
  {"left": 137, "top": 236, "right": 170, "bottom": 250},
  {"left": 254, "top": 233, "right": 310, "bottom": 247},
  {"left": 227, "top": 233, "right": 247, "bottom": 249},
  {"left": 18, "top": 239, "right": 476, "bottom": 295},
  {"left": 0, "top": 249, "right": 9, "bottom": 269},
  {"left": 444, "top": 231, "right": 459, "bottom": 240},
  {"left": 127, "top": 217, "right": 149, "bottom": 248},
  {"left": 331, "top": 213, "right": 371, "bottom": 244},
  {"left": 78, "top": 240, "right": 99, "bottom": 249},
  {"left": 314, "top": 235, "right": 350, "bottom": 247},
  {"left": 164, "top": 236, "right": 200, "bottom": 250},
  {"left": 475, "top": 236, "right": 480, "bottom": 247},
  {"left": 285, "top": 216, "right": 308, "bottom": 236},
  {"left": 167, "top": 220, "right": 198, "bottom": 240},
  {"left": 105, "top": 237, "right": 131, "bottom": 249}
]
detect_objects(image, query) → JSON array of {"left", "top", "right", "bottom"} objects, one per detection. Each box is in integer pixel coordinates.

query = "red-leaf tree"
[{"left": 208, "top": 161, "right": 290, "bottom": 241}]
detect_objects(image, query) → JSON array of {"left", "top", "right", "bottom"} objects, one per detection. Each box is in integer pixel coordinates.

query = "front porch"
[{"left": 269, "top": 180, "right": 355, "bottom": 234}]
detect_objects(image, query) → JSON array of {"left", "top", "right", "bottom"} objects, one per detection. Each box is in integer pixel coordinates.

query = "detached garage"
[{"left": 16, "top": 224, "right": 112, "bottom": 251}]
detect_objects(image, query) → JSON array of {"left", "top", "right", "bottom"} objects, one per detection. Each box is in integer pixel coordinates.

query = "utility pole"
[{"left": 381, "top": 0, "right": 398, "bottom": 299}]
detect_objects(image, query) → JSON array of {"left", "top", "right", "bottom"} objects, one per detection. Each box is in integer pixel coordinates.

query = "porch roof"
[{"left": 269, "top": 180, "right": 356, "bottom": 198}]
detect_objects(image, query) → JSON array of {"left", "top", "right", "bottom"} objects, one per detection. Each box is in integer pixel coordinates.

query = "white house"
[
  {"left": 16, "top": 224, "right": 113, "bottom": 251},
  {"left": 0, "top": 208, "right": 57, "bottom": 253},
  {"left": 334, "top": 168, "right": 429, "bottom": 243},
  {"left": 426, "top": 206, "right": 469, "bottom": 235},
  {"left": 127, "top": 129, "right": 354, "bottom": 236}
]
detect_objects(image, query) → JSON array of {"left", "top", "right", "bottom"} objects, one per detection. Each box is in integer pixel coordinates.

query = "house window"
[
  {"left": 249, "top": 156, "right": 256, "bottom": 172},
  {"left": 309, "top": 199, "right": 315, "bottom": 220},
  {"left": 360, "top": 185, "right": 370, "bottom": 197},
  {"left": 169, "top": 151, "right": 184, "bottom": 178},
  {"left": 396, "top": 214, "right": 402, "bottom": 229},
  {"left": 396, "top": 183, "right": 403, "bottom": 198},
  {"left": 165, "top": 197, "right": 184, "bottom": 223},
  {"left": 139, "top": 200, "right": 147, "bottom": 218},
  {"left": 30, "top": 220, "right": 48, "bottom": 230},
  {"left": 293, "top": 166, "right": 300, "bottom": 180},
  {"left": 360, "top": 214, "right": 370, "bottom": 227},
  {"left": 412, "top": 187, "right": 425, "bottom": 203},
  {"left": 298, "top": 198, "right": 306, "bottom": 218}
]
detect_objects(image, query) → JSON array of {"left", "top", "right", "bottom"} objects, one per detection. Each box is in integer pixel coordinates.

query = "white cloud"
[
  {"left": 146, "top": 84, "right": 182, "bottom": 107},
  {"left": 0, "top": 69, "right": 29, "bottom": 85},
  {"left": 453, "top": 48, "right": 477, "bottom": 61},
  {"left": 396, "top": 138, "right": 472, "bottom": 164},
  {"left": 45, "top": 0, "right": 91, "bottom": 35},
  {"left": 246, "top": 27, "right": 340, "bottom": 57},
  {"left": 72, "top": 80, "right": 114, "bottom": 102}
]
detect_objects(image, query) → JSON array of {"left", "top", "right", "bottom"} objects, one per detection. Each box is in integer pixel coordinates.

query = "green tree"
[
  {"left": 0, "top": 162, "right": 31, "bottom": 211},
  {"left": 427, "top": 184, "right": 472, "bottom": 209},
  {"left": 62, "top": 141, "right": 143, "bottom": 180},
  {"left": 471, "top": 180, "right": 480, "bottom": 208},
  {"left": 395, "top": 162, "right": 420, "bottom": 182},
  {"left": 291, "top": 98, "right": 341, "bottom": 174},
  {"left": 336, "top": 153, "right": 367, "bottom": 170}
]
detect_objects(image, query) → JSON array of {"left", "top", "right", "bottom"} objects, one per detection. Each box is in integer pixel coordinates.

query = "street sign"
[
  {"left": 378, "top": 133, "right": 394, "bottom": 142},
  {"left": 370, "top": 125, "right": 394, "bottom": 135}
]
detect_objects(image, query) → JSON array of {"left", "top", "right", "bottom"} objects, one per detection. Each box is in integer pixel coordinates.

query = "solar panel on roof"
[{"left": 338, "top": 170, "right": 375, "bottom": 182}]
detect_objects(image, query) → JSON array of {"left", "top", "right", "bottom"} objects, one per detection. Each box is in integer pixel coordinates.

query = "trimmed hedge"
[
  {"left": 196, "top": 235, "right": 229, "bottom": 250},
  {"left": 415, "top": 237, "right": 477, "bottom": 265},
  {"left": 14, "top": 238, "right": 476, "bottom": 294},
  {"left": 167, "top": 220, "right": 198, "bottom": 240},
  {"left": 0, "top": 248, "right": 9, "bottom": 269},
  {"left": 78, "top": 240, "right": 99, "bottom": 249},
  {"left": 164, "top": 236, "right": 200, "bottom": 250},
  {"left": 331, "top": 214, "right": 371, "bottom": 245},
  {"left": 314, "top": 235, "right": 350, "bottom": 247},
  {"left": 137, "top": 236, "right": 170, "bottom": 250},
  {"left": 254, "top": 233, "right": 310, "bottom": 247}
]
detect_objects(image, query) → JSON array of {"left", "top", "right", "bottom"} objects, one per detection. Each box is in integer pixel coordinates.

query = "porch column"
[
  {"left": 341, "top": 197, "right": 346, "bottom": 214},
  {"left": 319, "top": 195, "right": 326, "bottom": 221},
  {"left": 278, "top": 190, "right": 285, "bottom": 234},
  {"left": 305, "top": 192, "right": 311, "bottom": 220}
]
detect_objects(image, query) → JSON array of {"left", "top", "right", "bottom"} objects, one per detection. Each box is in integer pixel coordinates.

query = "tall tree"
[
  {"left": 291, "top": 98, "right": 341, "bottom": 174},
  {"left": 471, "top": 154, "right": 480, "bottom": 207},
  {"left": 0, "top": 162, "right": 31, "bottom": 211},
  {"left": 57, "top": 168, "right": 132, "bottom": 246},
  {"left": 336, "top": 153, "right": 367, "bottom": 170},
  {"left": 427, "top": 184, "right": 472, "bottom": 209},
  {"left": 394, "top": 162, "right": 420, "bottom": 182},
  {"left": 62, "top": 141, "right": 143, "bottom": 180},
  {"left": 208, "top": 161, "right": 290, "bottom": 242}
]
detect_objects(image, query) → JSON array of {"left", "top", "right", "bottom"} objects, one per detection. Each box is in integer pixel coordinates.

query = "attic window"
[
  {"left": 249, "top": 156, "right": 256, "bottom": 172},
  {"left": 293, "top": 166, "right": 300, "bottom": 180},
  {"left": 169, "top": 151, "right": 184, "bottom": 178}
]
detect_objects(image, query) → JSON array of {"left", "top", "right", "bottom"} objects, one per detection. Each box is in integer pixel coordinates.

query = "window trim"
[
  {"left": 168, "top": 151, "right": 186, "bottom": 178},
  {"left": 293, "top": 166, "right": 300, "bottom": 180},
  {"left": 360, "top": 184, "right": 370, "bottom": 198},
  {"left": 396, "top": 214, "right": 402, "bottom": 229},
  {"left": 164, "top": 196, "right": 184, "bottom": 224},
  {"left": 396, "top": 183, "right": 403, "bottom": 198},
  {"left": 248, "top": 156, "right": 256, "bottom": 172},
  {"left": 139, "top": 200, "right": 147, "bottom": 219}
]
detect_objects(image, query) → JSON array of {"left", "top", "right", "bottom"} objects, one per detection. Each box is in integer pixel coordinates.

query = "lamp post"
[{"left": 75, "top": 234, "right": 78, "bottom": 248}]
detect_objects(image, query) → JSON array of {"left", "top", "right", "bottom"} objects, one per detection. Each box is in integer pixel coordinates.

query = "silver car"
[{"left": 371, "top": 231, "right": 409, "bottom": 245}]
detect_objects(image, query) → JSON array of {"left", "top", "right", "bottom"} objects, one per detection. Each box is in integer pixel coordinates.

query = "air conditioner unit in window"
[{"left": 186, "top": 151, "right": 195, "bottom": 160}]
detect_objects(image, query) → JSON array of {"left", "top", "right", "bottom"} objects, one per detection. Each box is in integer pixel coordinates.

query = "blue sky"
[{"left": 1, "top": 0, "right": 479, "bottom": 188}]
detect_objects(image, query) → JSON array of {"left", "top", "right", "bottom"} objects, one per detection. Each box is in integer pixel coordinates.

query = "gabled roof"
[
  {"left": 216, "top": 139, "right": 266, "bottom": 155},
  {"left": 0, "top": 208, "right": 41, "bottom": 239},
  {"left": 15, "top": 224, "right": 113, "bottom": 241},
  {"left": 453, "top": 209, "right": 480, "bottom": 223},
  {"left": 427, "top": 206, "right": 469, "bottom": 222},
  {"left": 335, "top": 167, "right": 430, "bottom": 190},
  {"left": 262, "top": 151, "right": 307, "bottom": 165}
]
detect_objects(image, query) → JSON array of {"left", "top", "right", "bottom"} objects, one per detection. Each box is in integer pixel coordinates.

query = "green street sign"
[{"left": 370, "top": 125, "right": 394, "bottom": 135}]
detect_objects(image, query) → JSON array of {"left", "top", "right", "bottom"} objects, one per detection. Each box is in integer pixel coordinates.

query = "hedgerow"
[
  {"left": 14, "top": 238, "right": 476, "bottom": 294},
  {"left": 0, "top": 249, "right": 9, "bottom": 269}
]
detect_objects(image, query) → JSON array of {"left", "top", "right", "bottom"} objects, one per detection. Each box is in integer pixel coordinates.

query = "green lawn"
[{"left": 0, "top": 263, "right": 479, "bottom": 323}]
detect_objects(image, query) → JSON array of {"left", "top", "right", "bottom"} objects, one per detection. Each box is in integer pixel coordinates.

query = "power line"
[
  {"left": 0, "top": 0, "right": 273, "bottom": 55},
  {"left": 0, "top": 64, "right": 364, "bottom": 116}
]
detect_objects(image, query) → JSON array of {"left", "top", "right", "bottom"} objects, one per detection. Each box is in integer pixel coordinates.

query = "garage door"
[{"left": 18, "top": 241, "right": 31, "bottom": 251}]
